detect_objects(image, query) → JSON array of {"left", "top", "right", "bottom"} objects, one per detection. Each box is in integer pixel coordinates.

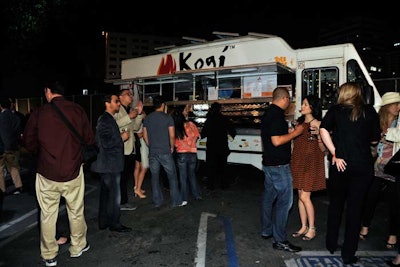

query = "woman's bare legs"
[
  {"left": 359, "top": 226, "right": 369, "bottom": 240},
  {"left": 292, "top": 189, "right": 309, "bottom": 237},
  {"left": 134, "top": 161, "right": 147, "bottom": 198},
  {"left": 298, "top": 190, "right": 316, "bottom": 240},
  {"left": 387, "top": 234, "right": 397, "bottom": 249},
  {"left": 134, "top": 160, "right": 140, "bottom": 191},
  {"left": 137, "top": 164, "right": 148, "bottom": 194}
]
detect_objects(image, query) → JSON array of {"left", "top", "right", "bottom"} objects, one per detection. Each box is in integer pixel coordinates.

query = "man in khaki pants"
[{"left": 24, "top": 80, "right": 95, "bottom": 267}]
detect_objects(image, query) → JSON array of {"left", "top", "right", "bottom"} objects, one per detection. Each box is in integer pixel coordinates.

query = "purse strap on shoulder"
[{"left": 51, "top": 102, "right": 85, "bottom": 145}]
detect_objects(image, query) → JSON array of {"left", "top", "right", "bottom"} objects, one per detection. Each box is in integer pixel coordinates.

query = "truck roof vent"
[
  {"left": 248, "top": 32, "right": 277, "bottom": 38},
  {"left": 182, "top": 36, "right": 207, "bottom": 43},
  {"left": 154, "top": 45, "right": 176, "bottom": 53},
  {"left": 212, "top": 31, "right": 240, "bottom": 39}
]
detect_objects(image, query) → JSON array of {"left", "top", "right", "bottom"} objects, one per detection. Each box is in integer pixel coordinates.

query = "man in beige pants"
[{"left": 23, "top": 80, "right": 95, "bottom": 267}]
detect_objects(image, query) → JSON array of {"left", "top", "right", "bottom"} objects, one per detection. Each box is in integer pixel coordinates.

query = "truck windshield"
[
  {"left": 347, "top": 59, "right": 374, "bottom": 105},
  {"left": 302, "top": 68, "right": 339, "bottom": 110}
]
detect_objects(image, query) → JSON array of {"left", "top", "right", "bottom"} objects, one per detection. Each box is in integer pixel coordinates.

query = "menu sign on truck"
[{"left": 243, "top": 75, "right": 277, "bottom": 98}]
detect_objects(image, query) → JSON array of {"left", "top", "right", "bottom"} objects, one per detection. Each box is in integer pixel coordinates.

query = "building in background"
[
  {"left": 318, "top": 16, "right": 400, "bottom": 93},
  {"left": 102, "top": 32, "right": 184, "bottom": 80}
]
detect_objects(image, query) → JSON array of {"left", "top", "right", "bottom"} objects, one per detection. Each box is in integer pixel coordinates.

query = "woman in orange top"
[{"left": 172, "top": 106, "right": 202, "bottom": 202}]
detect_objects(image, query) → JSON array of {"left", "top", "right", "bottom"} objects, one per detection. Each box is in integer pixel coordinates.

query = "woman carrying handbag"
[
  {"left": 383, "top": 92, "right": 400, "bottom": 267},
  {"left": 360, "top": 92, "right": 400, "bottom": 253}
]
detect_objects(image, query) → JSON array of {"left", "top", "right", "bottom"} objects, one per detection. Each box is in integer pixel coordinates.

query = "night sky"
[{"left": 0, "top": 1, "right": 394, "bottom": 98}]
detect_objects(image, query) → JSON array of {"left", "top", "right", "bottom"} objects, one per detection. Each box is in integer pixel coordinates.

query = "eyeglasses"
[{"left": 120, "top": 92, "right": 133, "bottom": 97}]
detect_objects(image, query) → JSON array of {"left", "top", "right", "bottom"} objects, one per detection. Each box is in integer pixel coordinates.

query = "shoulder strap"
[{"left": 51, "top": 102, "right": 85, "bottom": 145}]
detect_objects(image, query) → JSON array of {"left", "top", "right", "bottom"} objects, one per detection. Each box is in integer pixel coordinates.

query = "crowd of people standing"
[
  {"left": 2, "top": 80, "right": 400, "bottom": 267},
  {"left": 259, "top": 84, "right": 400, "bottom": 267}
]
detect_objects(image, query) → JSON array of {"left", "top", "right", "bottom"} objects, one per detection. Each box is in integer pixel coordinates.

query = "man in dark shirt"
[
  {"left": 0, "top": 97, "right": 23, "bottom": 195},
  {"left": 143, "top": 95, "right": 186, "bottom": 208},
  {"left": 9, "top": 98, "right": 27, "bottom": 132},
  {"left": 24, "top": 80, "right": 95, "bottom": 266},
  {"left": 201, "top": 102, "right": 236, "bottom": 190},
  {"left": 260, "top": 87, "right": 304, "bottom": 253},
  {"left": 91, "top": 94, "right": 132, "bottom": 232}
]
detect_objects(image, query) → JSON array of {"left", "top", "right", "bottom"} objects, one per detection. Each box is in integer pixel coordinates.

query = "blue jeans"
[
  {"left": 98, "top": 172, "right": 122, "bottom": 229},
  {"left": 261, "top": 164, "right": 293, "bottom": 242},
  {"left": 149, "top": 152, "right": 182, "bottom": 207},
  {"left": 177, "top": 153, "right": 202, "bottom": 201}
]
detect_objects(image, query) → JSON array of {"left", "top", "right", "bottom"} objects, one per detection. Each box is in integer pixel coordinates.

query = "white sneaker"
[
  {"left": 178, "top": 201, "right": 188, "bottom": 207},
  {"left": 70, "top": 243, "right": 90, "bottom": 258},
  {"left": 43, "top": 258, "right": 57, "bottom": 266}
]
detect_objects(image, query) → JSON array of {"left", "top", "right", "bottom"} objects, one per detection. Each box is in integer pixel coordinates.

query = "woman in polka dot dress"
[{"left": 290, "top": 95, "right": 327, "bottom": 241}]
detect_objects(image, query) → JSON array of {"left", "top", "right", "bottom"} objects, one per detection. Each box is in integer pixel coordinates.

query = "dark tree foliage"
[{"left": 0, "top": 0, "right": 105, "bottom": 97}]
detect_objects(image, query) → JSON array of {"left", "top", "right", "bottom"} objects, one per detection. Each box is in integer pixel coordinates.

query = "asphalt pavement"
[{"left": 0, "top": 159, "right": 397, "bottom": 267}]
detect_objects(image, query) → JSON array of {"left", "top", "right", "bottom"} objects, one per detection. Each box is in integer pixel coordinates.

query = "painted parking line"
[
  {"left": 0, "top": 209, "right": 38, "bottom": 232},
  {"left": 0, "top": 184, "right": 97, "bottom": 247},
  {"left": 221, "top": 216, "right": 239, "bottom": 267},
  {"left": 195, "top": 212, "right": 239, "bottom": 267},
  {"left": 195, "top": 212, "right": 216, "bottom": 267},
  {"left": 285, "top": 251, "right": 397, "bottom": 267}
]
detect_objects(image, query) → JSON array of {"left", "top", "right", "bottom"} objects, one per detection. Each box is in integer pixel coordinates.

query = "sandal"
[
  {"left": 359, "top": 227, "right": 368, "bottom": 240},
  {"left": 302, "top": 227, "right": 316, "bottom": 241},
  {"left": 359, "top": 233, "right": 368, "bottom": 240},
  {"left": 292, "top": 225, "right": 308, "bottom": 238}
]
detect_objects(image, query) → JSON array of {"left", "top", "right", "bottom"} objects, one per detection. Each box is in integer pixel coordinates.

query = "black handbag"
[
  {"left": 384, "top": 149, "right": 400, "bottom": 177},
  {"left": 51, "top": 102, "right": 98, "bottom": 163}
]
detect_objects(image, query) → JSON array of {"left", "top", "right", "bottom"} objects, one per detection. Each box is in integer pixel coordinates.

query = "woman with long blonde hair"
[
  {"left": 320, "top": 82, "right": 381, "bottom": 265},
  {"left": 133, "top": 101, "right": 148, "bottom": 199}
]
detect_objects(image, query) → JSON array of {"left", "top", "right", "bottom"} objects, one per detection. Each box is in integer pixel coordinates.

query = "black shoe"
[
  {"left": 109, "top": 225, "right": 132, "bottom": 232},
  {"left": 0, "top": 190, "right": 3, "bottom": 220},
  {"left": 327, "top": 244, "right": 342, "bottom": 255},
  {"left": 120, "top": 203, "right": 137, "bottom": 211},
  {"left": 13, "top": 187, "right": 23, "bottom": 194},
  {"left": 220, "top": 184, "right": 230, "bottom": 190},
  {"left": 98, "top": 224, "right": 108, "bottom": 230},
  {"left": 261, "top": 234, "right": 272, "bottom": 240},
  {"left": 342, "top": 256, "right": 358, "bottom": 265},
  {"left": 206, "top": 184, "right": 215, "bottom": 191},
  {"left": 386, "top": 260, "right": 400, "bottom": 267},
  {"left": 272, "top": 241, "right": 302, "bottom": 252}
]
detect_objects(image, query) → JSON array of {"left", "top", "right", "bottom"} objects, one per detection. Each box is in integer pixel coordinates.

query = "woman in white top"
[{"left": 133, "top": 101, "right": 149, "bottom": 199}]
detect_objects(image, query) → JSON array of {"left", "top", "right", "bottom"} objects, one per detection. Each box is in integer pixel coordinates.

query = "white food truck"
[{"left": 110, "top": 33, "right": 382, "bottom": 170}]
